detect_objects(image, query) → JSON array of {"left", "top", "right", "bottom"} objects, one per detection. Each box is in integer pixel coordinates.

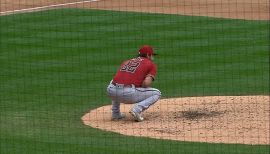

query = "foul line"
[{"left": 0, "top": 0, "right": 99, "bottom": 15}]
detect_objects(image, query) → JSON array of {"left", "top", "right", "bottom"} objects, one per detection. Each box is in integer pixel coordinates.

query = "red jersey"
[{"left": 113, "top": 57, "right": 157, "bottom": 87}]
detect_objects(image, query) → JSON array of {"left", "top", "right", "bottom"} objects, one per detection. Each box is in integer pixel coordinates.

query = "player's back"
[{"left": 113, "top": 57, "right": 156, "bottom": 87}]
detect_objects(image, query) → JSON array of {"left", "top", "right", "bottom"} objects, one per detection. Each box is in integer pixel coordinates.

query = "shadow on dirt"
[{"left": 176, "top": 110, "right": 225, "bottom": 120}]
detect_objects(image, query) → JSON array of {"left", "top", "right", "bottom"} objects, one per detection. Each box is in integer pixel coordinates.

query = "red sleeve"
[{"left": 147, "top": 63, "right": 157, "bottom": 80}]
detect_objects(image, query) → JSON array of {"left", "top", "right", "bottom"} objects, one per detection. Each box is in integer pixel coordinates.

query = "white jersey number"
[{"left": 120, "top": 58, "right": 142, "bottom": 73}]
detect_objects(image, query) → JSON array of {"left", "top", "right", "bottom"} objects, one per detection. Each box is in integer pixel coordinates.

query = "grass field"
[{"left": 0, "top": 9, "right": 269, "bottom": 154}]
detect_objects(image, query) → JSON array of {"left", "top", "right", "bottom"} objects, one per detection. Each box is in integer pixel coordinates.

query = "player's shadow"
[{"left": 178, "top": 110, "right": 225, "bottom": 120}]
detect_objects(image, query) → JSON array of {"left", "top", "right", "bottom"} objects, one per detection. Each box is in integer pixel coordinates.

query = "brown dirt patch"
[
  {"left": 82, "top": 95, "right": 270, "bottom": 145},
  {"left": 1, "top": 0, "right": 269, "bottom": 20}
]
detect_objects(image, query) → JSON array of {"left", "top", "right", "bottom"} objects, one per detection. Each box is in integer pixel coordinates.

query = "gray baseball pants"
[{"left": 107, "top": 81, "right": 161, "bottom": 116}]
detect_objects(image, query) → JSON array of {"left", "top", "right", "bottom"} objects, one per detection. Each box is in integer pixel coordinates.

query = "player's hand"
[{"left": 142, "top": 76, "right": 153, "bottom": 88}]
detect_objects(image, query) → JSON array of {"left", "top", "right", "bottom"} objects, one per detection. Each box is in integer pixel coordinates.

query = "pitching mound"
[{"left": 82, "top": 95, "right": 269, "bottom": 145}]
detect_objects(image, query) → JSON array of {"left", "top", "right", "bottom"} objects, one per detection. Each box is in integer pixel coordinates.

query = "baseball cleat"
[
  {"left": 129, "top": 110, "right": 144, "bottom": 122},
  {"left": 111, "top": 113, "right": 126, "bottom": 121}
]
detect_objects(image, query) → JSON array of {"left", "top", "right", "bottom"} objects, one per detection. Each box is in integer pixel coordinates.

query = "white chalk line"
[{"left": 0, "top": 0, "right": 99, "bottom": 15}]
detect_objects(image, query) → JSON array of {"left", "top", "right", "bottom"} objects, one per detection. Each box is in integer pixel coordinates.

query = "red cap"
[{"left": 138, "top": 45, "right": 157, "bottom": 56}]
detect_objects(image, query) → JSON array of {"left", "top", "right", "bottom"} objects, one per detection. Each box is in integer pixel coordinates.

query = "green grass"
[{"left": 0, "top": 9, "right": 269, "bottom": 154}]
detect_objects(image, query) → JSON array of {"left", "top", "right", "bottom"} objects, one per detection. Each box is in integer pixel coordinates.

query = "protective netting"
[{"left": 0, "top": 0, "right": 269, "bottom": 154}]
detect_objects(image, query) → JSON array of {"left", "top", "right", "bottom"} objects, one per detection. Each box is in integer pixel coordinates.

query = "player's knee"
[{"left": 154, "top": 89, "right": 161, "bottom": 98}]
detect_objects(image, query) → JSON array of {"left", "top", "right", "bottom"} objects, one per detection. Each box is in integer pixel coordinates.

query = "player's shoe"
[
  {"left": 111, "top": 113, "right": 126, "bottom": 121},
  {"left": 129, "top": 109, "right": 144, "bottom": 122}
]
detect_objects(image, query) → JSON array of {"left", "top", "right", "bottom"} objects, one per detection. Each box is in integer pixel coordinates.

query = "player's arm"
[
  {"left": 142, "top": 62, "right": 157, "bottom": 88},
  {"left": 142, "top": 75, "right": 154, "bottom": 88}
]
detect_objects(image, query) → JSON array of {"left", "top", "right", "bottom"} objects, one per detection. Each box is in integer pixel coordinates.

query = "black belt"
[{"left": 112, "top": 82, "right": 135, "bottom": 88}]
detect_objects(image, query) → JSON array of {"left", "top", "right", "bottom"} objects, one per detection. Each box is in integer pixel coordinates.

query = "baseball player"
[{"left": 107, "top": 45, "right": 161, "bottom": 122}]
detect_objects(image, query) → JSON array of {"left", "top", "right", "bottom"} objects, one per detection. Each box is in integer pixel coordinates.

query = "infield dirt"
[{"left": 1, "top": 0, "right": 269, "bottom": 20}]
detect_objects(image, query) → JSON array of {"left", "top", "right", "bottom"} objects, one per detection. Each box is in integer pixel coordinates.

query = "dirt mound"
[{"left": 82, "top": 95, "right": 269, "bottom": 145}]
